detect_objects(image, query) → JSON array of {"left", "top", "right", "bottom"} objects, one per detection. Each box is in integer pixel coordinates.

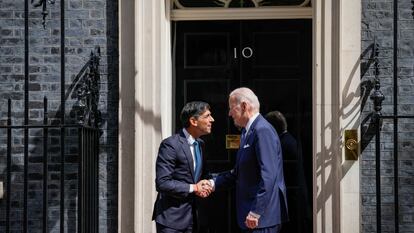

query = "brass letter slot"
[
  {"left": 345, "top": 129, "right": 359, "bottom": 160},
  {"left": 226, "top": 134, "right": 240, "bottom": 149}
]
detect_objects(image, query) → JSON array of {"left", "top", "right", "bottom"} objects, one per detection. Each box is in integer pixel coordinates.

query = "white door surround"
[{"left": 118, "top": 1, "right": 361, "bottom": 232}]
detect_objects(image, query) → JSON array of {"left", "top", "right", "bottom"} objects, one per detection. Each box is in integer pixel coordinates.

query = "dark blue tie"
[
  {"left": 193, "top": 141, "right": 202, "bottom": 180},
  {"left": 240, "top": 128, "right": 247, "bottom": 147}
]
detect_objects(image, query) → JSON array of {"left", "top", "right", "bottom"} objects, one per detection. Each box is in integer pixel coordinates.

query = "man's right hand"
[{"left": 194, "top": 180, "right": 212, "bottom": 198}]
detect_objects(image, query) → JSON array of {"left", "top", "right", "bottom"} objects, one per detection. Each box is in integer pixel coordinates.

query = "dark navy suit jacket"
[
  {"left": 215, "top": 114, "right": 288, "bottom": 229},
  {"left": 152, "top": 130, "right": 205, "bottom": 230}
]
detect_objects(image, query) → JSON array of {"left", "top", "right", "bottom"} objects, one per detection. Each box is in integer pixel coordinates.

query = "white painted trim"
[
  {"left": 161, "top": 0, "right": 173, "bottom": 139},
  {"left": 171, "top": 7, "right": 312, "bottom": 20},
  {"left": 118, "top": 0, "right": 135, "bottom": 232},
  {"left": 312, "top": 0, "right": 361, "bottom": 232},
  {"left": 313, "top": 0, "right": 342, "bottom": 231},
  {"left": 134, "top": 0, "right": 171, "bottom": 233},
  {"left": 339, "top": 0, "right": 361, "bottom": 232}
]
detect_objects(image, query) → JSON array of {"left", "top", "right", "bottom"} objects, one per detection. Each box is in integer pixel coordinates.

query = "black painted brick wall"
[
  {"left": 361, "top": 0, "right": 414, "bottom": 232},
  {"left": 0, "top": 0, "right": 118, "bottom": 232}
]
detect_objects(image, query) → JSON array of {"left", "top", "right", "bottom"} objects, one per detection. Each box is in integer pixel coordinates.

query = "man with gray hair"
[{"left": 210, "top": 87, "right": 289, "bottom": 233}]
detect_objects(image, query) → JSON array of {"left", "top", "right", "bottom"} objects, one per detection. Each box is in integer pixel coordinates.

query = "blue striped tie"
[{"left": 193, "top": 141, "right": 202, "bottom": 180}]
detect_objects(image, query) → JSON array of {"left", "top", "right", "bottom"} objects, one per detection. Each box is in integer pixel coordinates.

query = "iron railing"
[
  {"left": 0, "top": 100, "right": 99, "bottom": 233},
  {"left": 0, "top": 45, "right": 101, "bottom": 232},
  {"left": 0, "top": 0, "right": 102, "bottom": 231},
  {"left": 369, "top": 1, "right": 414, "bottom": 232}
]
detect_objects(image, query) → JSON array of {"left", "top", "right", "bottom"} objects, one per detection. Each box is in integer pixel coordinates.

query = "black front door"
[{"left": 173, "top": 19, "right": 312, "bottom": 233}]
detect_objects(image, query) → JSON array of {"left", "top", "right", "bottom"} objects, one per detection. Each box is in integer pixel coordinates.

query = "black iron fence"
[
  {"left": 371, "top": 77, "right": 414, "bottom": 233},
  {"left": 1, "top": 0, "right": 103, "bottom": 232},
  {"left": 78, "top": 127, "right": 99, "bottom": 233},
  {"left": 368, "top": 1, "right": 414, "bottom": 232},
  {"left": 0, "top": 42, "right": 101, "bottom": 232},
  {"left": 0, "top": 99, "right": 99, "bottom": 233}
]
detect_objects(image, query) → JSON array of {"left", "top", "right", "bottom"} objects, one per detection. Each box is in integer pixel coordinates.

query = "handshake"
[{"left": 193, "top": 179, "right": 213, "bottom": 198}]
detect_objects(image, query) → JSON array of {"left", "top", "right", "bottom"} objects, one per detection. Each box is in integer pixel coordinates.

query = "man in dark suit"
[
  {"left": 265, "top": 111, "right": 311, "bottom": 233},
  {"left": 211, "top": 88, "right": 288, "bottom": 233},
  {"left": 153, "top": 101, "right": 214, "bottom": 233}
]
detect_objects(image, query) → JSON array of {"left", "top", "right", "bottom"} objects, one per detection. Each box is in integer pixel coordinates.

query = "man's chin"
[
  {"left": 201, "top": 130, "right": 212, "bottom": 136},
  {"left": 233, "top": 123, "right": 242, "bottom": 129}
]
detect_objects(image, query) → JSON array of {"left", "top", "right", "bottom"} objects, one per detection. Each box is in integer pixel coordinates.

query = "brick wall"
[
  {"left": 0, "top": 0, "right": 118, "bottom": 232},
  {"left": 361, "top": 0, "right": 414, "bottom": 232}
]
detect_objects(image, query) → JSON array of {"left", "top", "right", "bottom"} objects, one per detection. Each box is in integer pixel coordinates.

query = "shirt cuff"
[
  {"left": 209, "top": 179, "right": 215, "bottom": 191},
  {"left": 189, "top": 184, "right": 194, "bottom": 193},
  {"left": 248, "top": 211, "right": 261, "bottom": 219}
]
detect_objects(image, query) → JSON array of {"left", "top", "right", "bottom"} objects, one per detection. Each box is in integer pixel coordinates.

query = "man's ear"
[
  {"left": 189, "top": 116, "right": 198, "bottom": 127},
  {"left": 241, "top": 102, "right": 247, "bottom": 111}
]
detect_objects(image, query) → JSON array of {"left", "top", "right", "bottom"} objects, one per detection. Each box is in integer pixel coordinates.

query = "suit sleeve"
[
  {"left": 200, "top": 141, "right": 212, "bottom": 180},
  {"left": 250, "top": 126, "right": 281, "bottom": 216},
  {"left": 155, "top": 140, "right": 191, "bottom": 199},
  {"left": 214, "top": 168, "right": 237, "bottom": 191}
]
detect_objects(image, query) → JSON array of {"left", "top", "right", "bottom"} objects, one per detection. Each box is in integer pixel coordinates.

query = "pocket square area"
[{"left": 243, "top": 144, "right": 250, "bottom": 148}]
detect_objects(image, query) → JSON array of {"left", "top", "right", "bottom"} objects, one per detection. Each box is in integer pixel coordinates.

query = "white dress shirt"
[{"left": 182, "top": 128, "right": 197, "bottom": 193}]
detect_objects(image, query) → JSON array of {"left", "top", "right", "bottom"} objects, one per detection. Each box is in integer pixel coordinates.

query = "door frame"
[
  {"left": 118, "top": 1, "right": 361, "bottom": 232},
  {"left": 170, "top": 7, "right": 312, "bottom": 21}
]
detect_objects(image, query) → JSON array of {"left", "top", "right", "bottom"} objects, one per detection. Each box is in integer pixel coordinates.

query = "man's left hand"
[
  {"left": 245, "top": 213, "right": 259, "bottom": 229},
  {"left": 194, "top": 180, "right": 212, "bottom": 198}
]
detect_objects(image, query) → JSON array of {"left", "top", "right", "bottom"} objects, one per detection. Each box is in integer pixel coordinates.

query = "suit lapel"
[
  {"left": 179, "top": 131, "right": 195, "bottom": 181},
  {"left": 237, "top": 115, "right": 261, "bottom": 164},
  {"left": 243, "top": 114, "right": 261, "bottom": 146}
]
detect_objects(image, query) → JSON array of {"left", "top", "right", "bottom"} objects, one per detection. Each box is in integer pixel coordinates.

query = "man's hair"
[
  {"left": 229, "top": 87, "right": 260, "bottom": 112},
  {"left": 180, "top": 101, "right": 210, "bottom": 128},
  {"left": 265, "top": 111, "right": 287, "bottom": 135}
]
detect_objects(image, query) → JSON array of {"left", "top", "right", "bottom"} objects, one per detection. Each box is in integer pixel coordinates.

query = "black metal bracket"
[
  {"left": 75, "top": 47, "right": 102, "bottom": 128},
  {"left": 31, "top": 0, "right": 56, "bottom": 28},
  {"left": 369, "top": 38, "right": 385, "bottom": 124}
]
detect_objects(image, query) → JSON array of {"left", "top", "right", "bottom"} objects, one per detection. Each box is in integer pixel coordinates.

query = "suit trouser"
[
  {"left": 241, "top": 224, "right": 282, "bottom": 233},
  {"left": 156, "top": 223, "right": 193, "bottom": 233}
]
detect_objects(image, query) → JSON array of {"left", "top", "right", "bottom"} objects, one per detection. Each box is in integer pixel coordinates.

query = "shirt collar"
[
  {"left": 182, "top": 128, "right": 196, "bottom": 145},
  {"left": 245, "top": 112, "right": 259, "bottom": 134}
]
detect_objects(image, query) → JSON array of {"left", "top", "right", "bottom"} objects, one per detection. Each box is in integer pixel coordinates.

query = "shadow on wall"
[
  {"left": 360, "top": 41, "right": 383, "bottom": 152},
  {"left": 314, "top": 41, "right": 381, "bottom": 232}
]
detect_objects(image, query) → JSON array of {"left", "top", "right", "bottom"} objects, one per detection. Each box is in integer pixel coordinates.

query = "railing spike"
[{"left": 8, "top": 98, "right": 12, "bottom": 124}]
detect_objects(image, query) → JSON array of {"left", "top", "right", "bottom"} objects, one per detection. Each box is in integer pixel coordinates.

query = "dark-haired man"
[
  {"left": 265, "top": 110, "right": 310, "bottom": 233},
  {"left": 152, "top": 101, "right": 214, "bottom": 233}
]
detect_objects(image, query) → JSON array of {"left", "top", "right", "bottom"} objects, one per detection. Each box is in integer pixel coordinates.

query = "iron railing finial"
[
  {"left": 75, "top": 47, "right": 102, "bottom": 128},
  {"left": 370, "top": 38, "right": 385, "bottom": 121},
  {"left": 31, "top": 0, "right": 56, "bottom": 28}
]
